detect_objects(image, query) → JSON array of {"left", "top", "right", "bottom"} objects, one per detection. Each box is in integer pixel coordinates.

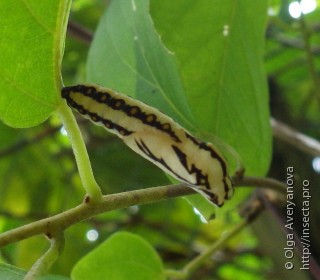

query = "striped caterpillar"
[{"left": 61, "top": 84, "right": 233, "bottom": 206}]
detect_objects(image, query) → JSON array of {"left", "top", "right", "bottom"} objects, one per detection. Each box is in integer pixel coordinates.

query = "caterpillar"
[{"left": 61, "top": 84, "right": 233, "bottom": 206}]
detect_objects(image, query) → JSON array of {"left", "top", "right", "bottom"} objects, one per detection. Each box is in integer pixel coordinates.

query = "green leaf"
[
  {"left": 86, "top": 0, "right": 195, "bottom": 129},
  {"left": 0, "top": 0, "right": 71, "bottom": 128},
  {"left": 71, "top": 232, "right": 165, "bottom": 280},
  {"left": 86, "top": 0, "right": 271, "bottom": 213},
  {"left": 150, "top": 0, "right": 271, "bottom": 178},
  {"left": 0, "top": 262, "right": 70, "bottom": 280},
  {"left": 0, "top": 263, "right": 25, "bottom": 280}
]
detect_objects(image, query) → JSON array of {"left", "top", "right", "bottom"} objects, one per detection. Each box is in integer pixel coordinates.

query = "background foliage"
[{"left": 0, "top": 0, "right": 319, "bottom": 279}]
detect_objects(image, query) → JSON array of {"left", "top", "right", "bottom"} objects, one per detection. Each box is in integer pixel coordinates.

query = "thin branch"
[
  {"left": 166, "top": 195, "right": 265, "bottom": 279},
  {"left": 0, "top": 176, "right": 286, "bottom": 248},
  {"left": 0, "top": 126, "right": 61, "bottom": 158},
  {"left": 0, "top": 118, "right": 89, "bottom": 159},
  {"left": 67, "top": 21, "right": 93, "bottom": 44},
  {"left": 271, "top": 117, "right": 320, "bottom": 156},
  {"left": 232, "top": 175, "right": 287, "bottom": 194},
  {"left": 181, "top": 220, "right": 248, "bottom": 278},
  {"left": 267, "top": 32, "right": 320, "bottom": 56},
  {"left": 268, "top": 56, "right": 306, "bottom": 76},
  {"left": 24, "top": 233, "right": 64, "bottom": 280},
  {"left": 0, "top": 184, "right": 192, "bottom": 247}
]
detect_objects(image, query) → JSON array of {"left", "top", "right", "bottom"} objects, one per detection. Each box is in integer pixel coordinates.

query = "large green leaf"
[
  {"left": 72, "top": 232, "right": 165, "bottom": 280},
  {"left": 86, "top": 0, "right": 195, "bottom": 129},
  {"left": 86, "top": 0, "right": 271, "bottom": 210},
  {"left": 150, "top": 0, "right": 271, "bottom": 177},
  {"left": 0, "top": 0, "right": 71, "bottom": 128},
  {"left": 85, "top": 0, "right": 272, "bottom": 213}
]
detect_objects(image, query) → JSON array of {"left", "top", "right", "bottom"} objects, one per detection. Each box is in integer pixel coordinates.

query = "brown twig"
[
  {"left": 271, "top": 117, "right": 320, "bottom": 157},
  {"left": 0, "top": 126, "right": 61, "bottom": 158},
  {"left": 267, "top": 33, "right": 320, "bottom": 56},
  {"left": 67, "top": 21, "right": 93, "bottom": 45},
  {"left": 0, "top": 176, "right": 286, "bottom": 248}
]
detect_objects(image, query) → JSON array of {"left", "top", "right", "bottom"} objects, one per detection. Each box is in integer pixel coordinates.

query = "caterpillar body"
[{"left": 61, "top": 84, "right": 233, "bottom": 206}]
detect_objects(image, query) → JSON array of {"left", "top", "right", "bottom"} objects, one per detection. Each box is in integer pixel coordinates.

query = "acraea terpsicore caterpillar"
[{"left": 61, "top": 84, "right": 233, "bottom": 206}]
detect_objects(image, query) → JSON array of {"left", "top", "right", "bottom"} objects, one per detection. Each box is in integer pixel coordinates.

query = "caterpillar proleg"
[{"left": 61, "top": 84, "right": 233, "bottom": 206}]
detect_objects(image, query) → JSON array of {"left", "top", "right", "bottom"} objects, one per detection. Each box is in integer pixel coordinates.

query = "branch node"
[
  {"left": 45, "top": 232, "right": 52, "bottom": 240},
  {"left": 84, "top": 195, "right": 90, "bottom": 204}
]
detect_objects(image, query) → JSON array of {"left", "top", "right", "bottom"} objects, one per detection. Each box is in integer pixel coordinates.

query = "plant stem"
[
  {"left": 0, "top": 175, "right": 285, "bottom": 248},
  {"left": 180, "top": 219, "right": 248, "bottom": 279},
  {"left": 57, "top": 102, "right": 102, "bottom": 202},
  {"left": 271, "top": 117, "right": 320, "bottom": 157},
  {"left": 0, "top": 184, "right": 192, "bottom": 247},
  {"left": 23, "top": 233, "right": 64, "bottom": 280},
  {"left": 233, "top": 175, "right": 287, "bottom": 194},
  {"left": 165, "top": 219, "right": 249, "bottom": 280}
]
